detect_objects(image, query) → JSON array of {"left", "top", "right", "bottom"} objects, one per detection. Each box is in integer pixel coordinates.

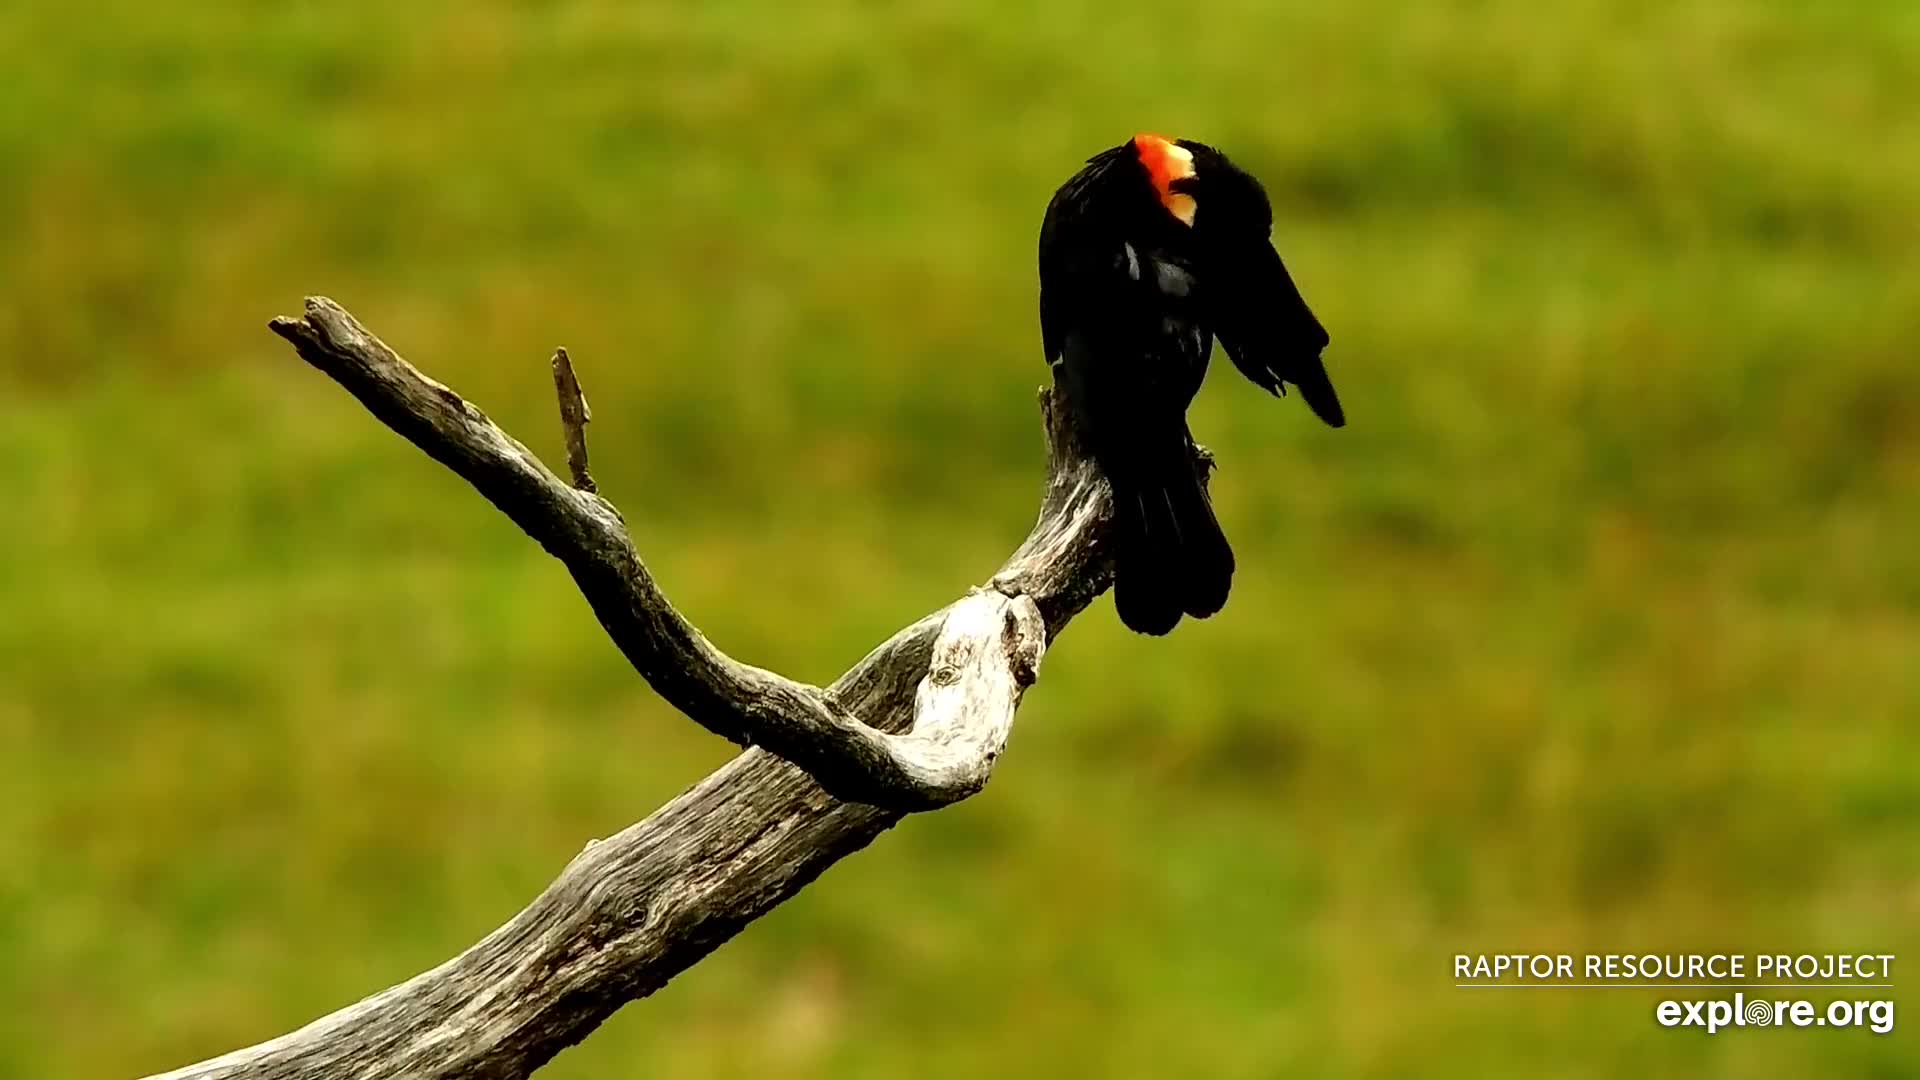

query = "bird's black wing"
[
  {"left": 1208, "top": 239, "right": 1343, "bottom": 427},
  {"left": 1039, "top": 145, "right": 1134, "bottom": 370},
  {"left": 1170, "top": 140, "right": 1344, "bottom": 428}
]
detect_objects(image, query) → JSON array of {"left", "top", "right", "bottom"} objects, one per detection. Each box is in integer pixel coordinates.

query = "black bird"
[{"left": 1039, "top": 134, "right": 1341, "bottom": 635}]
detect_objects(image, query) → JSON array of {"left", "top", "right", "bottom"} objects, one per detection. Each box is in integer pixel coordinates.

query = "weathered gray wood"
[
  {"left": 143, "top": 296, "right": 1182, "bottom": 1079},
  {"left": 547, "top": 347, "right": 595, "bottom": 494},
  {"left": 263, "top": 298, "right": 1063, "bottom": 812}
]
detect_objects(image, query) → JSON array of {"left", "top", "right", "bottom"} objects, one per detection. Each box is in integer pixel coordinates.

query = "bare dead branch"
[
  {"left": 262, "top": 297, "right": 1053, "bottom": 812},
  {"left": 143, "top": 295, "right": 1193, "bottom": 1079}
]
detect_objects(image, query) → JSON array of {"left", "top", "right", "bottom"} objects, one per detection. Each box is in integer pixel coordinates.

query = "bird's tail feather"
[{"left": 1111, "top": 458, "right": 1234, "bottom": 636}]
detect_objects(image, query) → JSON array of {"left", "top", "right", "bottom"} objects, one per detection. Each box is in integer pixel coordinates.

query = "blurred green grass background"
[{"left": 2, "top": 1, "right": 1917, "bottom": 1076}]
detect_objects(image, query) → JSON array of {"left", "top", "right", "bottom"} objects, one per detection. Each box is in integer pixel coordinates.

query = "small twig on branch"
[{"left": 549, "top": 347, "right": 596, "bottom": 493}]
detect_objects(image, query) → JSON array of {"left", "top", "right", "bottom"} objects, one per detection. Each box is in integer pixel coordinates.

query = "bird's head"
[{"left": 1132, "top": 133, "right": 1273, "bottom": 238}]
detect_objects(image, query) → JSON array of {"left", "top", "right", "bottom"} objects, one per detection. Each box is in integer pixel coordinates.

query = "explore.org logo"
[
  {"left": 1453, "top": 953, "right": 1896, "bottom": 1036},
  {"left": 1654, "top": 993, "right": 1894, "bottom": 1035}
]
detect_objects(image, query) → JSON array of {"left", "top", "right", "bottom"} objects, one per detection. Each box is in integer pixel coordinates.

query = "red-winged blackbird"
[{"left": 1040, "top": 134, "right": 1342, "bottom": 635}]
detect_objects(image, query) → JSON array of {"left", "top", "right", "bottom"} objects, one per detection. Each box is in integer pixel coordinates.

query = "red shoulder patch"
[{"left": 1132, "top": 133, "right": 1197, "bottom": 225}]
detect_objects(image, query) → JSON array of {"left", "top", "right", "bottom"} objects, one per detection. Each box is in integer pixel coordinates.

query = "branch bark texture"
[{"left": 146, "top": 296, "right": 1157, "bottom": 1079}]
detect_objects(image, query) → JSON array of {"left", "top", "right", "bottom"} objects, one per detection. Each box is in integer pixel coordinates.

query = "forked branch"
[
  {"left": 263, "top": 299, "right": 1066, "bottom": 812},
  {"left": 145, "top": 296, "right": 1185, "bottom": 1079}
]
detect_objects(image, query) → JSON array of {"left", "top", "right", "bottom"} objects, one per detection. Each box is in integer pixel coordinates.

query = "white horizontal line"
[{"left": 1456, "top": 984, "right": 1894, "bottom": 990}]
